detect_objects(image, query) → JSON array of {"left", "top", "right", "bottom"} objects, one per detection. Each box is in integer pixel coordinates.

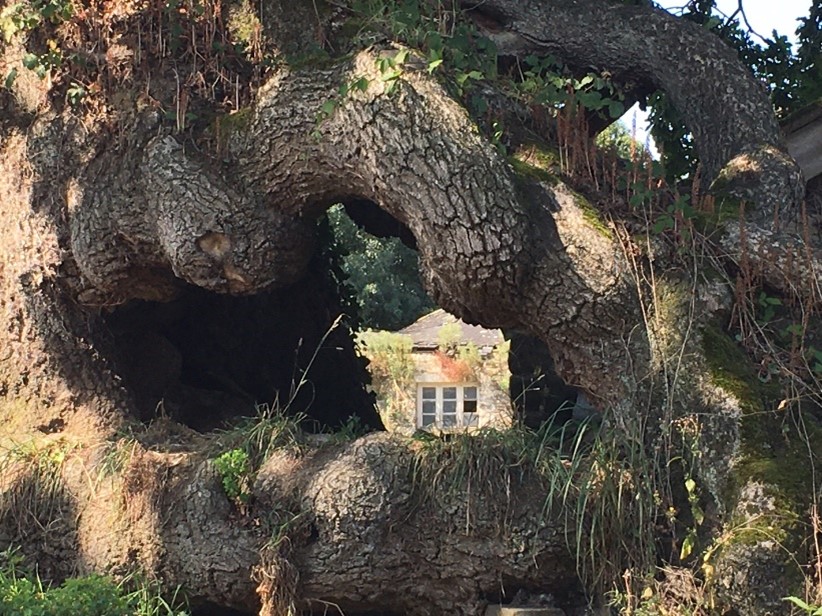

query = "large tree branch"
[
  {"left": 461, "top": 0, "right": 805, "bottom": 227},
  {"left": 227, "top": 51, "right": 646, "bottom": 400},
  {"left": 70, "top": 131, "right": 315, "bottom": 305},
  {"left": 42, "top": 434, "right": 574, "bottom": 615}
]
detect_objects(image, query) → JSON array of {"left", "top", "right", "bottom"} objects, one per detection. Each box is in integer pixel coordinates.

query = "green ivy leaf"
[
  {"left": 393, "top": 48, "right": 409, "bottom": 65},
  {"left": 470, "top": 94, "right": 488, "bottom": 115},
  {"left": 685, "top": 478, "right": 696, "bottom": 494},
  {"left": 692, "top": 504, "right": 704, "bottom": 526},
  {"left": 320, "top": 99, "right": 336, "bottom": 118},
  {"left": 608, "top": 100, "right": 625, "bottom": 118},
  {"left": 22, "top": 52, "right": 38, "bottom": 69},
  {"left": 680, "top": 533, "right": 695, "bottom": 560},
  {"left": 576, "top": 74, "right": 594, "bottom": 88},
  {"left": 652, "top": 215, "right": 674, "bottom": 234},
  {"left": 351, "top": 76, "right": 369, "bottom": 92}
]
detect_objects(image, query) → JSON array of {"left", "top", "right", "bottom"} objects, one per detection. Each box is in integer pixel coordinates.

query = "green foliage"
[
  {"left": 327, "top": 204, "right": 434, "bottom": 330},
  {"left": 332, "top": 414, "right": 368, "bottom": 442},
  {"left": 757, "top": 291, "right": 783, "bottom": 324},
  {"left": 1, "top": 0, "right": 72, "bottom": 42},
  {"left": 793, "top": 2, "right": 821, "bottom": 104},
  {"left": 66, "top": 81, "right": 85, "bottom": 106},
  {"left": 1, "top": 0, "right": 72, "bottom": 84},
  {"left": 784, "top": 596, "right": 822, "bottom": 615},
  {"left": 212, "top": 448, "right": 253, "bottom": 506},
  {"left": 376, "top": 47, "right": 409, "bottom": 95},
  {"left": 346, "top": 0, "right": 626, "bottom": 128},
  {"left": 594, "top": 121, "right": 648, "bottom": 161},
  {"left": 356, "top": 330, "right": 415, "bottom": 387},
  {"left": 516, "top": 54, "right": 625, "bottom": 118},
  {"left": 213, "top": 404, "right": 304, "bottom": 469},
  {"left": 42, "top": 576, "right": 133, "bottom": 616},
  {"left": 436, "top": 321, "right": 461, "bottom": 352},
  {"left": 0, "top": 549, "right": 188, "bottom": 616}
]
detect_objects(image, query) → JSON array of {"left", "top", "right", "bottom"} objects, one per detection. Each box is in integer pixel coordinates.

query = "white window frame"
[{"left": 417, "top": 384, "right": 479, "bottom": 430}]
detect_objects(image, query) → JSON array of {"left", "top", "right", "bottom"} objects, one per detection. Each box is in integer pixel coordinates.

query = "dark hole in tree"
[
  {"left": 330, "top": 199, "right": 587, "bottom": 430},
  {"left": 506, "top": 330, "right": 583, "bottom": 429},
  {"left": 190, "top": 602, "right": 254, "bottom": 616},
  {"left": 103, "top": 242, "right": 381, "bottom": 432},
  {"left": 481, "top": 576, "right": 588, "bottom": 613},
  {"left": 103, "top": 196, "right": 584, "bottom": 434},
  {"left": 304, "top": 607, "right": 405, "bottom": 616}
]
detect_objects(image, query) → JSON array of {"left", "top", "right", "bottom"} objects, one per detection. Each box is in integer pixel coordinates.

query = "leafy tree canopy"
[{"left": 327, "top": 205, "right": 434, "bottom": 331}]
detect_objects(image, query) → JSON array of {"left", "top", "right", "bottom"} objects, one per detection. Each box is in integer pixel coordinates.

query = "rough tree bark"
[
  {"left": 0, "top": 0, "right": 819, "bottom": 614},
  {"left": 462, "top": 0, "right": 806, "bottom": 226}
]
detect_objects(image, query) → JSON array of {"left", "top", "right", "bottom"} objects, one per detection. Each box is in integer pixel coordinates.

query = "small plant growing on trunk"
[{"left": 212, "top": 449, "right": 253, "bottom": 509}]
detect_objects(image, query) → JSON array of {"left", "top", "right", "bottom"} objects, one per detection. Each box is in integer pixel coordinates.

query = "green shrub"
[
  {"left": 356, "top": 330, "right": 415, "bottom": 386},
  {"left": 0, "top": 559, "right": 188, "bottom": 616},
  {"left": 45, "top": 575, "right": 132, "bottom": 616},
  {"left": 212, "top": 448, "right": 253, "bottom": 506}
]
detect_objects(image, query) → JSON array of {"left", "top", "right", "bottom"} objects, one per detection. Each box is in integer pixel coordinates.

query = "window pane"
[
  {"left": 464, "top": 386, "right": 477, "bottom": 400},
  {"left": 443, "top": 400, "right": 457, "bottom": 413},
  {"left": 422, "top": 387, "right": 436, "bottom": 399},
  {"left": 463, "top": 413, "right": 479, "bottom": 427},
  {"left": 442, "top": 414, "right": 456, "bottom": 427},
  {"left": 422, "top": 414, "right": 436, "bottom": 427},
  {"left": 422, "top": 401, "right": 436, "bottom": 413},
  {"left": 443, "top": 387, "right": 457, "bottom": 399},
  {"left": 463, "top": 399, "right": 478, "bottom": 414}
]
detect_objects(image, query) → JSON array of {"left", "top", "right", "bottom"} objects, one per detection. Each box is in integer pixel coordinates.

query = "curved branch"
[
  {"left": 460, "top": 0, "right": 805, "bottom": 226},
  {"left": 71, "top": 131, "right": 315, "bottom": 304},
  {"left": 227, "top": 51, "right": 646, "bottom": 400}
]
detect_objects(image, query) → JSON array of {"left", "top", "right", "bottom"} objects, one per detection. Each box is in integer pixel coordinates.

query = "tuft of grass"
[
  {"left": 0, "top": 440, "right": 73, "bottom": 545},
  {"left": 406, "top": 416, "right": 660, "bottom": 596},
  {"left": 209, "top": 404, "right": 305, "bottom": 511},
  {"left": 211, "top": 404, "right": 305, "bottom": 469},
  {"left": 97, "top": 437, "right": 139, "bottom": 480}
]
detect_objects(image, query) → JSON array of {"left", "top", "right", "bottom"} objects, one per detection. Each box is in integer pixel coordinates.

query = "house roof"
[
  {"left": 398, "top": 309, "right": 504, "bottom": 350},
  {"left": 783, "top": 100, "right": 822, "bottom": 182}
]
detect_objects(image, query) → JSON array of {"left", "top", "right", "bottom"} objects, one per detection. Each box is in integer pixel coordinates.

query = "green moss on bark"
[
  {"left": 703, "top": 325, "right": 816, "bottom": 501},
  {"left": 570, "top": 189, "right": 613, "bottom": 239},
  {"left": 701, "top": 323, "right": 815, "bottom": 540},
  {"left": 509, "top": 145, "right": 560, "bottom": 185},
  {"left": 213, "top": 107, "right": 253, "bottom": 146}
]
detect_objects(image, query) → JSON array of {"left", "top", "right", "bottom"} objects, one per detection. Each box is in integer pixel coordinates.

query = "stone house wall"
[{"left": 376, "top": 348, "right": 512, "bottom": 434}]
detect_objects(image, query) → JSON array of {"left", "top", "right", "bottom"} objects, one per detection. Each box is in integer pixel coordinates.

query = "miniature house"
[{"left": 359, "top": 309, "right": 512, "bottom": 434}]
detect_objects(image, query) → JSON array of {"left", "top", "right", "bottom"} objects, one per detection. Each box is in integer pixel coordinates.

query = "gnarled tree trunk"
[{"left": 0, "top": 0, "right": 819, "bottom": 614}]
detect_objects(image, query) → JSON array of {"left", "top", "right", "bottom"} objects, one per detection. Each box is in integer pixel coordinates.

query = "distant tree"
[
  {"left": 327, "top": 205, "right": 434, "bottom": 331},
  {"left": 594, "top": 120, "right": 649, "bottom": 161}
]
